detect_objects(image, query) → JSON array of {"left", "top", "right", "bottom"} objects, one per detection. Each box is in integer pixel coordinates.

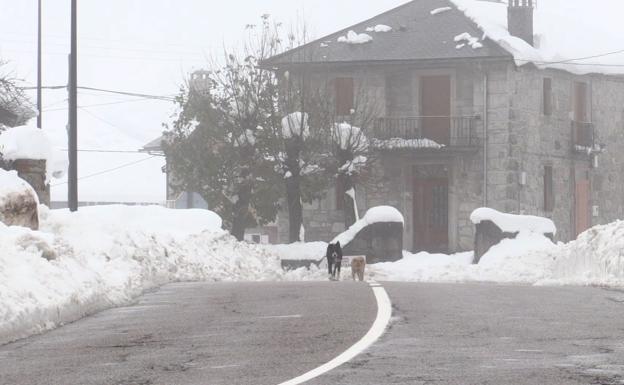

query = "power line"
[
  {"left": 51, "top": 155, "right": 159, "bottom": 187},
  {"left": 510, "top": 48, "right": 624, "bottom": 68},
  {"left": 22, "top": 85, "right": 176, "bottom": 100},
  {"left": 43, "top": 96, "right": 173, "bottom": 112},
  {"left": 78, "top": 106, "right": 130, "bottom": 131},
  {"left": 59, "top": 149, "right": 146, "bottom": 154}
]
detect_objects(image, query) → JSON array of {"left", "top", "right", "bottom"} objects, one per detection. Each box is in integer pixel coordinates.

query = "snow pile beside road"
[
  {"left": 263, "top": 241, "right": 328, "bottom": 261},
  {"left": 544, "top": 221, "right": 624, "bottom": 287},
  {"left": 372, "top": 221, "right": 624, "bottom": 287},
  {"left": 0, "top": 205, "right": 313, "bottom": 345},
  {"left": 371, "top": 232, "right": 555, "bottom": 284}
]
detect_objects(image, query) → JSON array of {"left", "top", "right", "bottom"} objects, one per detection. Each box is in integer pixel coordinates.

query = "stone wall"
[
  {"left": 504, "top": 68, "right": 624, "bottom": 242},
  {"left": 12, "top": 159, "right": 50, "bottom": 206}
]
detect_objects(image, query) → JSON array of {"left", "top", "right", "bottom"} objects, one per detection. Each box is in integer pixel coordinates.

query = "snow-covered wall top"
[
  {"left": 332, "top": 206, "right": 404, "bottom": 246},
  {"left": 450, "top": 0, "right": 624, "bottom": 75},
  {"left": 0, "top": 124, "right": 65, "bottom": 181},
  {"left": 470, "top": 207, "right": 557, "bottom": 236}
]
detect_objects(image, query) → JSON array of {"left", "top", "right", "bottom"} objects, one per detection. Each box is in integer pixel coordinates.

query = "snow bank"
[
  {"left": 449, "top": 0, "right": 624, "bottom": 75},
  {"left": 371, "top": 232, "right": 557, "bottom": 284},
  {"left": 262, "top": 241, "right": 328, "bottom": 261},
  {"left": 333, "top": 206, "right": 403, "bottom": 246},
  {"left": 281, "top": 112, "right": 310, "bottom": 139},
  {"left": 471, "top": 207, "right": 557, "bottom": 235},
  {"left": 0, "top": 205, "right": 313, "bottom": 345},
  {"left": 371, "top": 219, "right": 624, "bottom": 288},
  {"left": 542, "top": 221, "right": 624, "bottom": 287},
  {"left": 337, "top": 30, "right": 373, "bottom": 45}
]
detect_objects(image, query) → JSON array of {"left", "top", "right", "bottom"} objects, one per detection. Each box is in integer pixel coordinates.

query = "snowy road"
[{"left": 1, "top": 282, "right": 624, "bottom": 385}]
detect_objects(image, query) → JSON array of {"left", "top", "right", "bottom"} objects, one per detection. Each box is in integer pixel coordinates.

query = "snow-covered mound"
[
  {"left": 0, "top": 169, "right": 39, "bottom": 230},
  {"left": 543, "top": 221, "right": 624, "bottom": 287},
  {"left": 263, "top": 241, "right": 328, "bottom": 262},
  {"left": 471, "top": 207, "right": 556, "bottom": 235},
  {"left": 371, "top": 220, "right": 624, "bottom": 287},
  {"left": 0, "top": 205, "right": 316, "bottom": 345},
  {"left": 333, "top": 206, "right": 403, "bottom": 246}
]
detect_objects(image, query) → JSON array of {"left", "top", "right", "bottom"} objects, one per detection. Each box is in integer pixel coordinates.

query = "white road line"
[
  {"left": 260, "top": 315, "right": 303, "bottom": 320},
  {"left": 277, "top": 281, "right": 392, "bottom": 385}
]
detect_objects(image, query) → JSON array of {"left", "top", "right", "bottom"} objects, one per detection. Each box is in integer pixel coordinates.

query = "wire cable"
[{"left": 51, "top": 155, "right": 159, "bottom": 187}]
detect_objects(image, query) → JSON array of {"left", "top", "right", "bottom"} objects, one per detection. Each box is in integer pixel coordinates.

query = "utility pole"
[
  {"left": 36, "top": 0, "right": 42, "bottom": 128},
  {"left": 68, "top": 0, "right": 78, "bottom": 211}
]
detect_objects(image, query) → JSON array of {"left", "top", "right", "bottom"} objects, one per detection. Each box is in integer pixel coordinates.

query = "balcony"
[
  {"left": 571, "top": 121, "right": 595, "bottom": 152},
  {"left": 371, "top": 116, "right": 480, "bottom": 152}
]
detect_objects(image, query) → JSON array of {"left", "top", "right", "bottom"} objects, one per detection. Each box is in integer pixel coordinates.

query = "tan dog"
[{"left": 351, "top": 256, "right": 366, "bottom": 281}]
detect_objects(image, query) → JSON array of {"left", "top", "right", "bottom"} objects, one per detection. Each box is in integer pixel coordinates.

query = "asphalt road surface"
[{"left": 1, "top": 282, "right": 623, "bottom": 385}]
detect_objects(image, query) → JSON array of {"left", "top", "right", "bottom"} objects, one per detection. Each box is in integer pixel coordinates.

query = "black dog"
[{"left": 325, "top": 242, "right": 343, "bottom": 281}]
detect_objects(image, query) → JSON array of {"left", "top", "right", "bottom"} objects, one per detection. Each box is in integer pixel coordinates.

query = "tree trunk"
[
  {"left": 341, "top": 174, "right": 357, "bottom": 228},
  {"left": 337, "top": 148, "right": 357, "bottom": 228},
  {"left": 285, "top": 139, "right": 304, "bottom": 243},
  {"left": 286, "top": 176, "right": 303, "bottom": 243},
  {"left": 231, "top": 184, "right": 252, "bottom": 241}
]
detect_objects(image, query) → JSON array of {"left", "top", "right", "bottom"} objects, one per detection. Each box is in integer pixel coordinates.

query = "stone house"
[{"left": 264, "top": 0, "right": 624, "bottom": 252}]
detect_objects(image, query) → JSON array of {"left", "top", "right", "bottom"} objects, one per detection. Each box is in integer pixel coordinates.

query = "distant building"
[
  {"left": 264, "top": 0, "right": 624, "bottom": 252},
  {"left": 141, "top": 135, "right": 278, "bottom": 244}
]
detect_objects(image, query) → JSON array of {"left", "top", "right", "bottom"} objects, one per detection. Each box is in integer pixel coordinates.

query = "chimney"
[{"left": 508, "top": 0, "right": 534, "bottom": 46}]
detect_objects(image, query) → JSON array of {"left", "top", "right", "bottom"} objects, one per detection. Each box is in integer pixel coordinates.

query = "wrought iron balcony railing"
[{"left": 372, "top": 116, "right": 479, "bottom": 149}]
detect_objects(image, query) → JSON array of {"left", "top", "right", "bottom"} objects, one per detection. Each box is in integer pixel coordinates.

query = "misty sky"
[{"left": 0, "top": 0, "right": 407, "bottom": 202}]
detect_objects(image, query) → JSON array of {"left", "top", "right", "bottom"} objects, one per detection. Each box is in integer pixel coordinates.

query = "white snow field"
[{"left": 0, "top": 205, "right": 321, "bottom": 345}]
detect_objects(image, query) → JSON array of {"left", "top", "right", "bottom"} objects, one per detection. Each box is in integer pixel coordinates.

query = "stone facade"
[
  {"left": 276, "top": 61, "right": 624, "bottom": 253},
  {"left": 12, "top": 159, "right": 50, "bottom": 206}
]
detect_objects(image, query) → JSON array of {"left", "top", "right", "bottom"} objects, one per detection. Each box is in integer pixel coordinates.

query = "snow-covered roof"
[
  {"left": 450, "top": 0, "right": 624, "bottom": 75},
  {"left": 266, "top": 0, "right": 624, "bottom": 76},
  {"left": 470, "top": 207, "right": 557, "bottom": 235}
]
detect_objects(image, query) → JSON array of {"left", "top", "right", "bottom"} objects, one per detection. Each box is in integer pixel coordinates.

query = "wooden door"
[
  {"left": 421, "top": 75, "right": 451, "bottom": 145},
  {"left": 413, "top": 178, "right": 449, "bottom": 253},
  {"left": 575, "top": 180, "right": 590, "bottom": 237}
]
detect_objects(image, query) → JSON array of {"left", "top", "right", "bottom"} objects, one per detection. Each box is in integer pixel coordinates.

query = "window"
[
  {"left": 574, "top": 82, "right": 588, "bottom": 122},
  {"left": 544, "top": 166, "right": 554, "bottom": 212},
  {"left": 543, "top": 78, "right": 552, "bottom": 116},
  {"left": 335, "top": 77, "right": 354, "bottom": 116}
]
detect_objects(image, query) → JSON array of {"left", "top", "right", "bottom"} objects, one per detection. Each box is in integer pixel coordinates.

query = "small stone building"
[{"left": 265, "top": 0, "right": 624, "bottom": 252}]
